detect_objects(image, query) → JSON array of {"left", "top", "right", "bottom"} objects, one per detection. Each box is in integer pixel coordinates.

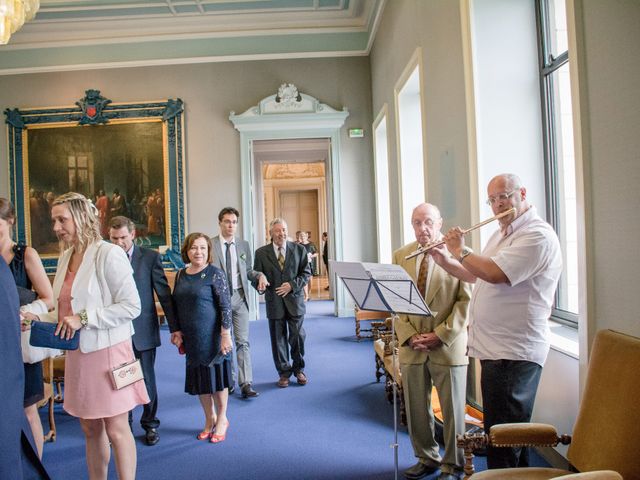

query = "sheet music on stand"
[
  {"left": 331, "top": 260, "right": 431, "bottom": 480},
  {"left": 330, "top": 261, "right": 431, "bottom": 317}
]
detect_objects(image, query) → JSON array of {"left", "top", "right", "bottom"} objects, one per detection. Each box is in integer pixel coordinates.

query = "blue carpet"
[{"left": 39, "top": 300, "right": 549, "bottom": 479}]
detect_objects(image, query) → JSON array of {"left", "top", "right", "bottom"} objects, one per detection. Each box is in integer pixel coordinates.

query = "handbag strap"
[{"left": 92, "top": 243, "right": 117, "bottom": 369}]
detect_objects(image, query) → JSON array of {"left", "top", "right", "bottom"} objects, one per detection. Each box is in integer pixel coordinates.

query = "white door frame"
[{"left": 229, "top": 87, "right": 349, "bottom": 316}]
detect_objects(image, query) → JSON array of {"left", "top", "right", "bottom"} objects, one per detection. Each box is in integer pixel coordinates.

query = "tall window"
[
  {"left": 373, "top": 107, "right": 392, "bottom": 263},
  {"left": 395, "top": 55, "right": 426, "bottom": 244},
  {"left": 537, "top": 0, "right": 579, "bottom": 323}
]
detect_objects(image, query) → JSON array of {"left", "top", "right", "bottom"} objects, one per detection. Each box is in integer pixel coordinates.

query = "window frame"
[{"left": 536, "top": 0, "right": 578, "bottom": 327}]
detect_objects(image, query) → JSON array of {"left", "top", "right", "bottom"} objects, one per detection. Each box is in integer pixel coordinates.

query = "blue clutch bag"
[{"left": 29, "top": 321, "right": 80, "bottom": 351}]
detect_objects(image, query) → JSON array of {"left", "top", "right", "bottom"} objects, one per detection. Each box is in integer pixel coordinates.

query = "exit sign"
[{"left": 348, "top": 128, "right": 364, "bottom": 138}]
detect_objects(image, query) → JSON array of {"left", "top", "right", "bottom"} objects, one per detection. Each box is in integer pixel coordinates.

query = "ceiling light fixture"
[{"left": 0, "top": 0, "right": 39, "bottom": 45}]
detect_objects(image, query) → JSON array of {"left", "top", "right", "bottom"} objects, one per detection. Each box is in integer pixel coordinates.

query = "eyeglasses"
[
  {"left": 411, "top": 219, "right": 437, "bottom": 228},
  {"left": 486, "top": 190, "right": 518, "bottom": 206}
]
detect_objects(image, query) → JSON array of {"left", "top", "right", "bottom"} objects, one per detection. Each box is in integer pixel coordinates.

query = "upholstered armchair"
[{"left": 457, "top": 329, "right": 640, "bottom": 479}]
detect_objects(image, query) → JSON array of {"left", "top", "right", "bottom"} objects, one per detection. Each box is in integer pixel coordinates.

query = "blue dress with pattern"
[
  {"left": 9, "top": 243, "right": 44, "bottom": 407},
  {"left": 172, "top": 264, "right": 233, "bottom": 394}
]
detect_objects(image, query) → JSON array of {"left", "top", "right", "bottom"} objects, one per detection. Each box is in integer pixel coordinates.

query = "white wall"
[
  {"left": 470, "top": 0, "right": 547, "bottom": 246},
  {"left": 370, "top": 0, "right": 472, "bottom": 246},
  {"left": 0, "top": 57, "right": 377, "bottom": 265},
  {"left": 570, "top": 0, "right": 640, "bottom": 353}
]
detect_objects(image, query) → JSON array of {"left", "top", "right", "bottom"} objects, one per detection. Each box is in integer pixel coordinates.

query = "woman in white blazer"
[{"left": 24, "top": 192, "right": 147, "bottom": 480}]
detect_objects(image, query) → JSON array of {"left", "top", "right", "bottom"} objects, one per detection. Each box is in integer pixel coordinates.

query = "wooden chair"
[
  {"left": 38, "top": 354, "right": 65, "bottom": 442},
  {"left": 371, "top": 318, "right": 407, "bottom": 424},
  {"left": 354, "top": 307, "right": 389, "bottom": 340},
  {"left": 457, "top": 329, "right": 639, "bottom": 479}
]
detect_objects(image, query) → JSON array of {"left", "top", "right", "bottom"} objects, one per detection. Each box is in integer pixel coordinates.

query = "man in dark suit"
[
  {"left": 253, "top": 218, "right": 312, "bottom": 387},
  {"left": 109, "top": 216, "right": 176, "bottom": 446},
  {"left": 211, "top": 207, "right": 264, "bottom": 398},
  {"left": 0, "top": 258, "right": 50, "bottom": 479},
  {"left": 322, "top": 231, "right": 330, "bottom": 290}
]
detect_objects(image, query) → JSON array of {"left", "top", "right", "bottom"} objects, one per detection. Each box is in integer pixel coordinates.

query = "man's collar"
[
  {"left": 502, "top": 205, "right": 535, "bottom": 237},
  {"left": 219, "top": 232, "right": 235, "bottom": 243}
]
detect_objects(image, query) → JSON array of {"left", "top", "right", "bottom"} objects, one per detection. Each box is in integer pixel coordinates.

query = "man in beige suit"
[{"left": 393, "top": 203, "right": 471, "bottom": 480}]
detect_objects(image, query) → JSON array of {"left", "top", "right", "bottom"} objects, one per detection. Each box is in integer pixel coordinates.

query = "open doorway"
[
  {"left": 255, "top": 139, "right": 331, "bottom": 301},
  {"left": 229, "top": 86, "right": 349, "bottom": 315}
]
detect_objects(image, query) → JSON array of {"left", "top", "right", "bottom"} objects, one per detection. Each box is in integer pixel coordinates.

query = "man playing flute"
[{"left": 441, "top": 173, "right": 562, "bottom": 469}]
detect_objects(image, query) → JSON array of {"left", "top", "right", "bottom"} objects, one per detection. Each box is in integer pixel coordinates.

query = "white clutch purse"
[{"left": 110, "top": 359, "right": 144, "bottom": 390}]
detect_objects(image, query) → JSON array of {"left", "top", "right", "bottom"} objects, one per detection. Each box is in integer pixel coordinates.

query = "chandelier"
[{"left": 0, "top": 0, "right": 39, "bottom": 45}]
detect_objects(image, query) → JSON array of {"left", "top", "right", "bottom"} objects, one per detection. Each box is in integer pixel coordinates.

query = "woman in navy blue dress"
[
  {"left": 0, "top": 198, "right": 54, "bottom": 460},
  {"left": 170, "top": 233, "right": 233, "bottom": 443}
]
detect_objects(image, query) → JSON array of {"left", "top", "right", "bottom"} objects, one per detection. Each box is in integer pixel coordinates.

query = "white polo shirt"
[{"left": 467, "top": 206, "right": 562, "bottom": 366}]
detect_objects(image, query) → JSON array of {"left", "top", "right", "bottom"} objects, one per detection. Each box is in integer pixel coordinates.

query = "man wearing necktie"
[
  {"left": 252, "top": 218, "right": 311, "bottom": 388},
  {"left": 210, "top": 207, "right": 265, "bottom": 398},
  {"left": 109, "top": 216, "right": 176, "bottom": 446},
  {"left": 392, "top": 203, "right": 471, "bottom": 480}
]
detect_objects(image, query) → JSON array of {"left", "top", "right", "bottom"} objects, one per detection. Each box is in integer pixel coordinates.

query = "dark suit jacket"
[
  {"left": 130, "top": 245, "right": 176, "bottom": 351},
  {"left": 253, "top": 241, "right": 311, "bottom": 319},
  {"left": 211, "top": 235, "right": 262, "bottom": 309},
  {"left": 0, "top": 258, "right": 49, "bottom": 479}
]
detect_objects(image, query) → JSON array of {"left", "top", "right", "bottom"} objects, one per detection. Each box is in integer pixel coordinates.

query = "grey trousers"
[
  {"left": 231, "top": 289, "right": 253, "bottom": 387},
  {"left": 401, "top": 360, "right": 467, "bottom": 474},
  {"left": 267, "top": 313, "right": 305, "bottom": 377}
]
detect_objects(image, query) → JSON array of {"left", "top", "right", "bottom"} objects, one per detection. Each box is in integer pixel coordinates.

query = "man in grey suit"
[
  {"left": 211, "top": 207, "right": 264, "bottom": 398},
  {"left": 109, "top": 216, "right": 176, "bottom": 446},
  {"left": 253, "top": 218, "right": 312, "bottom": 388}
]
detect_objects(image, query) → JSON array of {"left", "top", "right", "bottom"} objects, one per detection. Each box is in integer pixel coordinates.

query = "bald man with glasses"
[
  {"left": 441, "top": 173, "right": 562, "bottom": 470},
  {"left": 393, "top": 203, "right": 472, "bottom": 480}
]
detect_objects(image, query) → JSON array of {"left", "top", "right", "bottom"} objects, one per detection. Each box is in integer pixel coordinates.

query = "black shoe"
[
  {"left": 241, "top": 384, "right": 259, "bottom": 398},
  {"left": 228, "top": 385, "right": 235, "bottom": 394},
  {"left": 144, "top": 428, "right": 159, "bottom": 446},
  {"left": 404, "top": 461, "right": 439, "bottom": 480}
]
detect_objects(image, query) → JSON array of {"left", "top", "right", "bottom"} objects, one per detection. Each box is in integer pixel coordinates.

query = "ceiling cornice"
[{"left": 0, "top": 0, "right": 384, "bottom": 75}]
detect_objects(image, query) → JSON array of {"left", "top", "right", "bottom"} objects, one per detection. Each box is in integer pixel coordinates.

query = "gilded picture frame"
[{"left": 4, "top": 89, "right": 186, "bottom": 272}]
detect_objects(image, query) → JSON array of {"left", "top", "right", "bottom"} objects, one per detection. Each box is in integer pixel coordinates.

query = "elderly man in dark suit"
[
  {"left": 211, "top": 207, "right": 264, "bottom": 398},
  {"left": 253, "top": 218, "right": 312, "bottom": 387},
  {"left": 109, "top": 216, "right": 176, "bottom": 446},
  {"left": 1, "top": 258, "right": 50, "bottom": 479}
]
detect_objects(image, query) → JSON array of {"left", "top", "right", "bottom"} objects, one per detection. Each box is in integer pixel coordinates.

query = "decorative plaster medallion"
[{"left": 275, "top": 83, "right": 302, "bottom": 108}]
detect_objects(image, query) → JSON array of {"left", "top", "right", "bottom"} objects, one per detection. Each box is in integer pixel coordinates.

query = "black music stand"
[{"left": 331, "top": 261, "right": 431, "bottom": 480}]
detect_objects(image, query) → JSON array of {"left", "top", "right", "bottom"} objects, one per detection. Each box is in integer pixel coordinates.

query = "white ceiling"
[{"left": 0, "top": 0, "right": 385, "bottom": 75}]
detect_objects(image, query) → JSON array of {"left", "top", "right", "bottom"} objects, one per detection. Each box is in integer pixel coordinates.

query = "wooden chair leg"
[
  {"left": 399, "top": 386, "right": 407, "bottom": 426},
  {"left": 45, "top": 395, "right": 56, "bottom": 442},
  {"left": 375, "top": 354, "right": 384, "bottom": 382},
  {"left": 53, "top": 379, "right": 63, "bottom": 403}
]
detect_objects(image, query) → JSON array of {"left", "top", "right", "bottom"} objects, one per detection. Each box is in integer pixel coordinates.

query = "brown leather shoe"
[
  {"left": 295, "top": 372, "right": 307, "bottom": 385},
  {"left": 277, "top": 376, "right": 290, "bottom": 388},
  {"left": 241, "top": 384, "right": 259, "bottom": 398}
]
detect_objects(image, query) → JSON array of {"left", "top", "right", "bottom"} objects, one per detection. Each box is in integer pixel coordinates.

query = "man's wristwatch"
[
  {"left": 78, "top": 309, "right": 89, "bottom": 328},
  {"left": 458, "top": 246, "right": 473, "bottom": 263}
]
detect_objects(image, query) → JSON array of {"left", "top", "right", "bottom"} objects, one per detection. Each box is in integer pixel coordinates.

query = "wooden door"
[{"left": 279, "top": 190, "right": 319, "bottom": 244}]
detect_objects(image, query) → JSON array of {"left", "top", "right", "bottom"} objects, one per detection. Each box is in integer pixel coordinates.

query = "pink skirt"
[{"left": 63, "top": 339, "right": 150, "bottom": 419}]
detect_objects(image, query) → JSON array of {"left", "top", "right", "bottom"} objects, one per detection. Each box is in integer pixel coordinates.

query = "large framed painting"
[{"left": 4, "top": 89, "right": 186, "bottom": 272}]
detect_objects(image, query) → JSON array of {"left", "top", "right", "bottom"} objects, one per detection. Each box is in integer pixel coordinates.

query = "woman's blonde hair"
[{"left": 52, "top": 192, "right": 102, "bottom": 252}]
